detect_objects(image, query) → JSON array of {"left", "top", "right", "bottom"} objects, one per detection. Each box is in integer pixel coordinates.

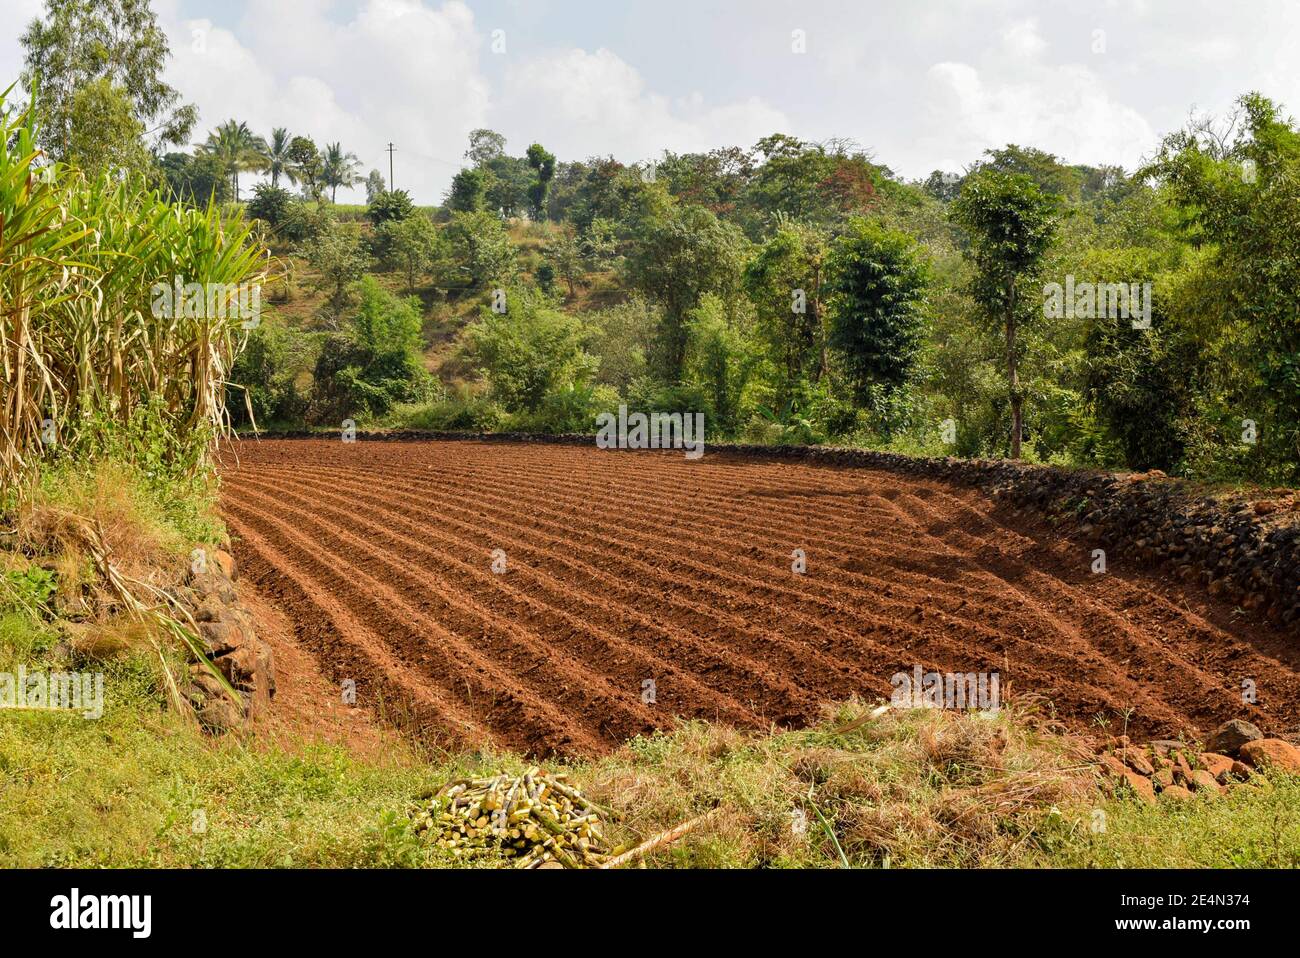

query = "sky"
[{"left": 2, "top": 0, "right": 1299, "bottom": 205}]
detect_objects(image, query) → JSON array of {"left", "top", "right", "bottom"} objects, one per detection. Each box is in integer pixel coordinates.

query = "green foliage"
[
  {"left": 446, "top": 167, "right": 488, "bottom": 213},
  {"left": 526, "top": 143, "right": 557, "bottom": 220},
  {"left": 198, "top": 120, "right": 268, "bottom": 202},
  {"left": 446, "top": 210, "right": 516, "bottom": 288},
  {"left": 227, "top": 317, "right": 316, "bottom": 430},
  {"left": 951, "top": 169, "right": 1061, "bottom": 457},
  {"left": 158, "top": 150, "right": 228, "bottom": 206},
  {"left": 378, "top": 213, "right": 444, "bottom": 292},
  {"left": 309, "top": 277, "right": 432, "bottom": 422},
  {"left": 464, "top": 289, "right": 596, "bottom": 412},
  {"left": 246, "top": 183, "right": 294, "bottom": 231},
  {"left": 744, "top": 219, "right": 829, "bottom": 400},
  {"left": 20, "top": 0, "right": 196, "bottom": 163},
  {"left": 684, "top": 295, "right": 760, "bottom": 435},
  {"left": 1143, "top": 92, "right": 1300, "bottom": 481},
  {"left": 296, "top": 218, "right": 373, "bottom": 317},
  {"left": 366, "top": 188, "right": 415, "bottom": 226},
  {"left": 826, "top": 218, "right": 931, "bottom": 420},
  {"left": 625, "top": 205, "right": 749, "bottom": 381}
]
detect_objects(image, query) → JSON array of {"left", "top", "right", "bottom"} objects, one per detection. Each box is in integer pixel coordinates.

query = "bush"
[
  {"left": 246, "top": 184, "right": 294, "bottom": 232},
  {"left": 227, "top": 318, "right": 317, "bottom": 429},
  {"left": 463, "top": 289, "right": 596, "bottom": 412},
  {"left": 308, "top": 277, "right": 434, "bottom": 423}
]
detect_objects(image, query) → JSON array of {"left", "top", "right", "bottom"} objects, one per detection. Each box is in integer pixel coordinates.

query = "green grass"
[{"left": 3, "top": 632, "right": 1296, "bottom": 869}]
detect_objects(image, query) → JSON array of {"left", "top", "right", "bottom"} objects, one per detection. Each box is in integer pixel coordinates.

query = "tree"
[
  {"left": 744, "top": 220, "right": 829, "bottom": 395},
  {"left": 547, "top": 230, "right": 586, "bottom": 298},
  {"left": 466, "top": 128, "right": 506, "bottom": 167},
  {"left": 364, "top": 169, "right": 387, "bottom": 203},
  {"left": 159, "top": 150, "right": 228, "bottom": 206},
  {"left": 20, "top": 0, "right": 196, "bottom": 163},
  {"left": 526, "top": 143, "right": 557, "bottom": 220},
  {"left": 311, "top": 277, "right": 432, "bottom": 421},
  {"left": 465, "top": 289, "right": 596, "bottom": 412},
  {"left": 266, "top": 127, "right": 293, "bottom": 187},
  {"left": 447, "top": 167, "right": 488, "bottom": 213},
  {"left": 297, "top": 220, "right": 374, "bottom": 319},
  {"left": 247, "top": 183, "right": 294, "bottom": 232},
  {"left": 200, "top": 120, "right": 268, "bottom": 201},
  {"left": 446, "top": 211, "right": 516, "bottom": 288},
  {"left": 1143, "top": 92, "right": 1300, "bottom": 478},
  {"left": 322, "top": 141, "right": 362, "bottom": 203},
  {"left": 59, "top": 76, "right": 151, "bottom": 178},
  {"left": 950, "top": 169, "right": 1060, "bottom": 458},
  {"left": 380, "top": 214, "right": 444, "bottom": 293},
  {"left": 825, "top": 218, "right": 931, "bottom": 415},
  {"left": 626, "top": 205, "right": 748, "bottom": 381},
  {"left": 367, "top": 188, "right": 415, "bottom": 226},
  {"left": 582, "top": 218, "right": 619, "bottom": 270},
  {"left": 287, "top": 135, "right": 323, "bottom": 199}
]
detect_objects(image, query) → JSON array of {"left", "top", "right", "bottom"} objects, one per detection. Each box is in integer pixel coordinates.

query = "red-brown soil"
[{"left": 218, "top": 439, "right": 1300, "bottom": 757}]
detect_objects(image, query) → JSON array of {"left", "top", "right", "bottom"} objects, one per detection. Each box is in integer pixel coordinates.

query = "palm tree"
[
  {"left": 266, "top": 127, "right": 293, "bottom": 188},
  {"left": 200, "top": 120, "right": 267, "bottom": 201},
  {"left": 322, "top": 142, "right": 362, "bottom": 203}
]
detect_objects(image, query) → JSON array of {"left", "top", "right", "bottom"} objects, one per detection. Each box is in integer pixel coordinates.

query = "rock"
[
  {"left": 1172, "top": 751, "right": 1195, "bottom": 785},
  {"left": 1120, "top": 770, "right": 1156, "bottom": 804},
  {"left": 1118, "top": 746, "right": 1155, "bottom": 776},
  {"left": 1205, "top": 720, "right": 1263, "bottom": 757},
  {"left": 1189, "top": 770, "right": 1223, "bottom": 795},
  {"left": 1238, "top": 738, "right": 1300, "bottom": 773},
  {"left": 1230, "top": 761, "right": 1253, "bottom": 779},
  {"left": 1153, "top": 768, "right": 1175, "bottom": 789},
  {"left": 213, "top": 548, "right": 237, "bottom": 581},
  {"left": 1199, "top": 752, "right": 1234, "bottom": 781},
  {"left": 1099, "top": 754, "right": 1130, "bottom": 778},
  {"left": 197, "top": 697, "right": 242, "bottom": 733},
  {"left": 1160, "top": 784, "right": 1194, "bottom": 802},
  {"left": 1149, "top": 739, "right": 1185, "bottom": 756},
  {"left": 197, "top": 620, "right": 242, "bottom": 657}
]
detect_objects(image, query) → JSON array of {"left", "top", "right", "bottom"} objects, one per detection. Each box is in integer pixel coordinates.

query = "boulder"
[
  {"left": 1160, "top": 784, "right": 1194, "bottom": 802},
  {"left": 1205, "top": 719, "right": 1263, "bottom": 757},
  {"left": 1238, "top": 738, "right": 1300, "bottom": 773}
]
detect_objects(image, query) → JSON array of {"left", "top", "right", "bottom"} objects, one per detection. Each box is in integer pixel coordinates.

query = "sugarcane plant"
[{"left": 0, "top": 83, "right": 271, "bottom": 493}]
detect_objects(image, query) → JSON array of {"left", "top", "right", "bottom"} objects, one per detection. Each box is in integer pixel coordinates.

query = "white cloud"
[
  {"left": 493, "top": 48, "right": 787, "bottom": 163},
  {"left": 1003, "top": 20, "right": 1048, "bottom": 59},
  {"left": 922, "top": 59, "right": 1156, "bottom": 173}
]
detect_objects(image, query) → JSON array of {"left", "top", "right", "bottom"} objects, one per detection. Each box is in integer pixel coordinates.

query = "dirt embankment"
[{"left": 218, "top": 438, "right": 1300, "bottom": 757}]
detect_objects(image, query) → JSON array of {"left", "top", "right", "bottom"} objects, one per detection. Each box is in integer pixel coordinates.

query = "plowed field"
[{"left": 219, "top": 439, "right": 1300, "bottom": 756}]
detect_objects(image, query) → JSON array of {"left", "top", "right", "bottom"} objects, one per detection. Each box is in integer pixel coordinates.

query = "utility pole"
[{"left": 386, "top": 142, "right": 396, "bottom": 190}]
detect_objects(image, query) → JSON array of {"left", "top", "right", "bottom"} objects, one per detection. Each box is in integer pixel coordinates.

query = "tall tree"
[
  {"left": 526, "top": 142, "right": 556, "bottom": 220},
  {"left": 266, "top": 127, "right": 293, "bottom": 187},
  {"left": 447, "top": 167, "right": 488, "bottom": 213},
  {"left": 199, "top": 120, "right": 268, "bottom": 201},
  {"left": 626, "top": 205, "right": 748, "bottom": 381},
  {"left": 288, "top": 135, "right": 323, "bottom": 200},
  {"left": 322, "top": 141, "right": 362, "bottom": 203},
  {"left": 466, "top": 128, "right": 506, "bottom": 167},
  {"left": 825, "top": 218, "right": 931, "bottom": 417},
  {"left": 950, "top": 169, "right": 1060, "bottom": 459},
  {"left": 20, "top": 0, "right": 197, "bottom": 163},
  {"left": 744, "top": 219, "right": 829, "bottom": 393}
]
